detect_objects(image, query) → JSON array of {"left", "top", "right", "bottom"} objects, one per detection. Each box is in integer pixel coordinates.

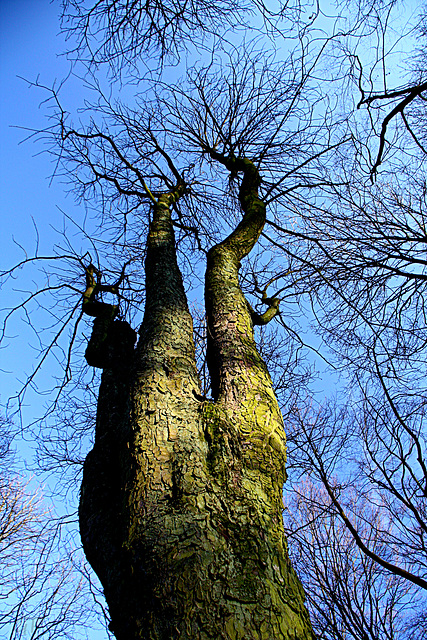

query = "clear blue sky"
[
  {"left": 0, "top": 0, "right": 77, "bottom": 255},
  {"left": 0, "top": 1, "right": 83, "bottom": 405}
]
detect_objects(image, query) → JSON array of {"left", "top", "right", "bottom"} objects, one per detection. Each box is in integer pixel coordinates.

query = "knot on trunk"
[
  {"left": 86, "top": 316, "right": 137, "bottom": 369},
  {"left": 82, "top": 262, "right": 136, "bottom": 368}
]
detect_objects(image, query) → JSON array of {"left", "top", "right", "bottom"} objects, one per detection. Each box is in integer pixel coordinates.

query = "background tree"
[
  {"left": 283, "top": 480, "right": 423, "bottom": 640},
  {"left": 270, "top": 2, "right": 427, "bottom": 635},
  {"left": 0, "top": 414, "right": 103, "bottom": 639}
]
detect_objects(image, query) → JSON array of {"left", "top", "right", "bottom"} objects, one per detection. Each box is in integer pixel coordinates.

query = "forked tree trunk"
[{"left": 79, "top": 160, "right": 313, "bottom": 639}]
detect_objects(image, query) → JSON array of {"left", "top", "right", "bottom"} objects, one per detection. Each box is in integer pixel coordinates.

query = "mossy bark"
[{"left": 79, "top": 165, "right": 313, "bottom": 639}]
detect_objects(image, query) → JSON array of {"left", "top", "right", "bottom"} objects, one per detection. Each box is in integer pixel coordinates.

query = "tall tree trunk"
[{"left": 79, "top": 167, "right": 313, "bottom": 639}]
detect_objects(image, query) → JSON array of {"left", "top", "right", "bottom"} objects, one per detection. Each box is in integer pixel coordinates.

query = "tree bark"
[{"left": 79, "top": 168, "right": 313, "bottom": 639}]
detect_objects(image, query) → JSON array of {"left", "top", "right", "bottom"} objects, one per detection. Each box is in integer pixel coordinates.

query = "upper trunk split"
[{"left": 79, "top": 163, "right": 313, "bottom": 639}]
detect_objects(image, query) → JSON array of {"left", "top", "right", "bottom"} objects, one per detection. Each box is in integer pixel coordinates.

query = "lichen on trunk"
[{"left": 79, "top": 161, "right": 313, "bottom": 639}]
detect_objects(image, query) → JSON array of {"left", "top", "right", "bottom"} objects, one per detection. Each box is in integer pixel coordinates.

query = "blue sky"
[
  {"left": 0, "top": 0, "right": 76, "bottom": 253},
  {"left": 0, "top": 1, "right": 83, "bottom": 406}
]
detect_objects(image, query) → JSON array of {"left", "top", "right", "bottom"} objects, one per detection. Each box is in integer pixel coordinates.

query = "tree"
[
  {"left": 60, "top": 0, "right": 256, "bottom": 69},
  {"left": 276, "top": 1, "right": 427, "bottom": 574},
  {"left": 63, "top": 51, "right": 322, "bottom": 637},
  {"left": 0, "top": 415, "right": 101, "bottom": 639},
  {"left": 7, "top": 1, "right": 345, "bottom": 633},
  {"left": 283, "top": 480, "right": 421, "bottom": 640},
  {"left": 283, "top": 405, "right": 427, "bottom": 639}
]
